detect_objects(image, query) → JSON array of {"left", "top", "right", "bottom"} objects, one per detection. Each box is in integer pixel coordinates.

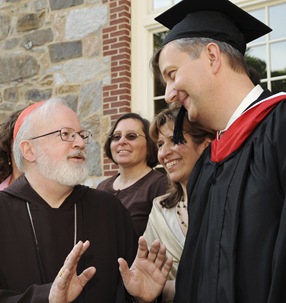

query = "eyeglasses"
[
  {"left": 28, "top": 127, "right": 92, "bottom": 144},
  {"left": 109, "top": 132, "right": 146, "bottom": 142}
]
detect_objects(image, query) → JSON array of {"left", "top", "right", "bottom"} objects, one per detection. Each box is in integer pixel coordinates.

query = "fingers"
[
  {"left": 161, "top": 257, "right": 173, "bottom": 278},
  {"left": 67, "top": 240, "right": 90, "bottom": 264},
  {"left": 136, "top": 236, "right": 162, "bottom": 262},
  {"left": 55, "top": 267, "right": 70, "bottom": 287},
  {"left": 153, "top": 243, "right": 167, "bottom": 268},
  {"left": 136, "top": 236, "right": 150, "bottom": 259},
  {"left": 141, "top": 237, "right": 173, "bottom": 274},
  {"left": 146, "top": 238, "right": 161, "bottom": 263},
  {"left": 49, "top": 240, "right": 94, "bottom": 303},
  {"left": 118, "top": 257, "right": 129, "bottom": 273},
  {"left": 118, "top": 258, "right": 131, "bottom": 287},
  {"left": 118, "top": 258, "right": 130, "bottom": 281},
  {"left": 74, "top": 240, "right": 90, "bottom": 259},
  {"left": 78, "top": 267, "right": 96, "bottom": 287},
  {"left": 57, "top": 241, "right": 90, "bottom": 281}
]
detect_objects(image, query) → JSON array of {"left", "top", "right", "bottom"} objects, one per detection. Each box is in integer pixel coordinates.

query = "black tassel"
[{"left": 173, "top": 106, "right": 187, "bottom": 144}]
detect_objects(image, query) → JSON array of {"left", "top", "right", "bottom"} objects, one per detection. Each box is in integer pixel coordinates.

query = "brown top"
[{"left": 97, "top": 169, "right": 169, "bottom": 236}]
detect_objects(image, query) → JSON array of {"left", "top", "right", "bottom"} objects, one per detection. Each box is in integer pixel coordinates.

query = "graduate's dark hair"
[
  {"left": 149, "top": 105, "right": 216, "bottom": 208},
  {"left": 0, "top": 108, "right": 25, "bottom": 183},
  {"left": 104, "top": 112, "right": 159, "bottom": 168}
]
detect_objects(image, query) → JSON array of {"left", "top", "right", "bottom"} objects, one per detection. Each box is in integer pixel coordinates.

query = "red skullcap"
[{"left": 13, "top": 101, "right": 45, "bottom": 140}]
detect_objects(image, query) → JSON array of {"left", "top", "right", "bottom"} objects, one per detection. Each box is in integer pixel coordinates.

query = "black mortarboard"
[{"left": 155, "top": 0, "right": 272, "bottom": 55}]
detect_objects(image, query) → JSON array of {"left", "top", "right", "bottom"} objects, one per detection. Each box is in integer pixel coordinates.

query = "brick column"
[{"left": 102, "top": 0, "right": 132, "bottom": 175}]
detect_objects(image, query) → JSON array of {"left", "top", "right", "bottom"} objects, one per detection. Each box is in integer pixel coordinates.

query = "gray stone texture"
[
  {"left": 0, "top": 55, "right": 40, "bottom": 83},
  {"left": 49, "top": 0, "right": 83, "bottom": 11},
  {"left": 16, "top": 12, "right": 45, "bottom": 32},
  {"left": 3, "top": 87, "right": 19, "bottom": 102},
  {"left": 35, "top": 0, "right": 48, "bottom": 11},
  {"left": 0, "top": 13, "right": 11, "bottom": 40},
  {"left": 49, "top": 41, "right": 82, "bottom": 63},
  {"left": 5, "top": 38, "right": 20, "bottom": 50},
  {"left": 79, "top": 81, "right": 102, "bottom": 115},
  {"left": 65, "top": 6, "right": 108, "bottom": 40},
  {"left": 22, "top": 28, "right": 53, "bottom": 48},
  {"left": 86, "top": 141, "right": 102, "bottom": 176},
  {"left": 25, "top": 88, "right": 52, "bottom": 101},
  {"left": 47, "top": 58, "right": 108, "bottom": 83}
]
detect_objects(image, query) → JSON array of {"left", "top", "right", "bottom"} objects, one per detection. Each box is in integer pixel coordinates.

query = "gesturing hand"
[
  {"left": 49, "top": 241, "right": 96, "bottom": 303},
  {"left": 118, "top": 236, "right": 173, "bottom": 303}
]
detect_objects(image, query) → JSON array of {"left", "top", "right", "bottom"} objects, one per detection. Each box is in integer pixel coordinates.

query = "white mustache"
[{"left": 67, "top": 151, "right": 87, "bottom": 160}]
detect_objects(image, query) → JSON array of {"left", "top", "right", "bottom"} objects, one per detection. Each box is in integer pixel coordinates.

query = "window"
[
  {"left": 152, "top": 0, "right": 181, "bottom": 10},
  {"left": 247, "top": 2, "right": 286, "bottom": 93}
]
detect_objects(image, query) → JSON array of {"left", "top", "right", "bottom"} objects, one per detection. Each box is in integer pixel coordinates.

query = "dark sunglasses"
[{"left": 109, "top": 132, "right": 146, "bottom": 142}]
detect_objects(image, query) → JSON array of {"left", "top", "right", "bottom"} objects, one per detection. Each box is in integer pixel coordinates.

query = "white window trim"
[{"left": 131, "top": 1, "right": 164, "bottom": 121}]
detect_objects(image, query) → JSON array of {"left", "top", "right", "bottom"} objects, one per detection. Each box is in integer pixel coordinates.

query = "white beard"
[{"left": 35, "top": 145, "right": 88, "bottom": 186}]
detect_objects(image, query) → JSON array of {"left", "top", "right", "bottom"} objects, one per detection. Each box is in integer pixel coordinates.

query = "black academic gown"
[
  {"left": 174, "top": 91, "right": 286, "bottom": 303},
  {"left": 0, "top": 176, "right": 138, "bottom": 303}
]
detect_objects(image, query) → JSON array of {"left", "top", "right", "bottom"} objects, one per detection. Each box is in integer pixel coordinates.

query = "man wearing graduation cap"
[{"left": 152, "top": 0, "right": 286, "bottom": 302}]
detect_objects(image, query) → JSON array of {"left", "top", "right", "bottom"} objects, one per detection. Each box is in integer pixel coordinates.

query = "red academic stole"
[{"left": 211, "top": 94, "right": 286, "bottom": 163}]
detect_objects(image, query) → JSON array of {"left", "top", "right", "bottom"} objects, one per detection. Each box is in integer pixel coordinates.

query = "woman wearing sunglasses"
[
  {"left": 144, "top": 106, "right": 216, "bottom": 302},
  {"left": 97, "top": 112, "right": 169, "bottom": 236}
]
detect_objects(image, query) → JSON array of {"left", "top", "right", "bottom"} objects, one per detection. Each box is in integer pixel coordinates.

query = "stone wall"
[{"left": 0, "top": 0, "right": 132, "bottom": 187}]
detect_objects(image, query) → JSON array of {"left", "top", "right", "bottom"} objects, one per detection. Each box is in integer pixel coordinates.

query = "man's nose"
[
  {"left": 165, "top": 87, "right": 178, "bottom": 104},
  {"left": 72, "top": 133, "right": 85, "bottom": 148}
]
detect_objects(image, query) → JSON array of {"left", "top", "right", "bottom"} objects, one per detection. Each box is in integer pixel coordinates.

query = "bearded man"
[{"left": 0, "top": 99, "right": 172, "bottom": 303}]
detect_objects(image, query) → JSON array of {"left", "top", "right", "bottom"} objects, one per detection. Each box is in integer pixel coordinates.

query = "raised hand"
[
  {"left": 49, "top": 241, "right": 96, "bottom": 303},
  {"left": 118, "top": 236, "right": 173, "bottom": 303}
]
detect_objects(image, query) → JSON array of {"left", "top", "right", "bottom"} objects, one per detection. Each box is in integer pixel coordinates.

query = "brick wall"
[{"left": 102, "top": 0, "right": 132, "bottom": 176}]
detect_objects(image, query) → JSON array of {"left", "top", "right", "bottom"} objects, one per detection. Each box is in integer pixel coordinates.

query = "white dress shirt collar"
[{"left": 221, "top": 85, "right": 264, "bottom": 133}]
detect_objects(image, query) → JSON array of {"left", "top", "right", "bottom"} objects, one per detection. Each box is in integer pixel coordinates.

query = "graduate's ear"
[
  {"left": 205, "top": 42, "right": 221, "bottom": 74},
  {"left": 198, "top": 138, "right": 213, "bottom": 154},
  {"left": 203, "top": 138, "right": 213, "bottom": 149},
  {"left": 19, "top": 140, "right": 36, "bottom": 163}
]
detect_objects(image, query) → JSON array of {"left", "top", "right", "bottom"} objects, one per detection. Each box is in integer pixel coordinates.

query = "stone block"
[
  {"left": 3, "top": 87, "right": 19, "bottom": 102},
  {"left": 0, "top": 55, "right": 40, "bottom": 84},
  {"left": 49, "top": 0, "right": 83, "bottom": 11},
  {"left": 25, "top": 88, "right": 52, "bottom": 101},
  {"left": 0, "top": 13, "right": 10, "bottom": 40},
  {"left": 49, "top": 41, "right": 82, "bottom": 63},
  {"left": 17, "top": 12, "right": 45, "bottom": 32},
  {"left": 22, "top": 28, "right": 53, "bottom": 48}
]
